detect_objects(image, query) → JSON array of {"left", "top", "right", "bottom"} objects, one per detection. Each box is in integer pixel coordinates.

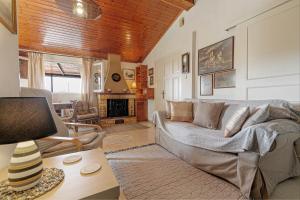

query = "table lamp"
[{"left": 0, "top": 97, "right": 57, "bottom": 191}]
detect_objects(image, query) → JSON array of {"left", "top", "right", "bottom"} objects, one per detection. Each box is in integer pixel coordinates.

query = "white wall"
[
  {"left": 0, "top": 24, "right": 20, "bottom": 170},
  {"left": 143, "top": 0, "right": 300, "bottom": 118}
]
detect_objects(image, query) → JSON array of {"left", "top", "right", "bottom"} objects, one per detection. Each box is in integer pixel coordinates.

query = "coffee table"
[{"left": 0, "top": 148, "right": 120, "bottom": 200}]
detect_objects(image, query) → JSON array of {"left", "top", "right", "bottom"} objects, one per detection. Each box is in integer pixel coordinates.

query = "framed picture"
[
  {"left": 123, "top": 69, "right": 135, "bottom": 80},
  {"left": 0, "top": 0, "right": 17, "bottom": 34},
  {"left": 200, "top": 74, "right": 213, "bottom": 96},
  {"left": 198, "top": 37, "right": 234, "bottom": 75},
  {"left": 214, "top": 70, "right": 236, "bottom": 89},
  {"left": 149, "top": 76, "right": 154, "bottom": 86},
  {"left": 182, "top": 52, "right": 190, "bottom": 73},
  {"left": 148, "top": 68, "right": 154, "bottom": 76}
]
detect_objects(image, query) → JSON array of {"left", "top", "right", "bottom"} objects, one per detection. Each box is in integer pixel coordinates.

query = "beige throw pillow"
[
  {"left": 170, "top": 102, "right": 193, "bottom": 122},
  {"left": 193, "top": 102, "right": 225, "bottom": 129},
  {"left": 242, "top": 104, "right": 270, "bottom": 128},
  {"left": 224, "top": 107, "right": 250, "bottom": 137}
]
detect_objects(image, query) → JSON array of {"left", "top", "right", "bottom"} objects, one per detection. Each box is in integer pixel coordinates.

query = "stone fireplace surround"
[{"left": 96, "top": 92, "right": 136, "bottom": 127}]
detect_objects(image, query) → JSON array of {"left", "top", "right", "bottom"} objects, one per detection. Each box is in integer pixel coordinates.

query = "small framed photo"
[
  {"left": 148, "top": 68, "right": 154, "bottom": 76},
  {"left": 182, "top": 52, "right": 190, "bottom": 73},
  {"left": 214, "top": 70, "right": 236, "bottom": 89},
  {"left": 200, "top": 74, "right": 213, "bottom": 96},
  {"left": 123, "top": 69, "right": 135, "bottom": 80},
  {"left": 0, "top": 0, "right": 17, "bottom": 34},
  {"left": 149, "top": 76, "right": 154, "bottom": 86}
]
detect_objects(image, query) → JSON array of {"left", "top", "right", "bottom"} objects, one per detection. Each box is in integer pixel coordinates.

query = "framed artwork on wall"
[
  {"left": 123, "top": 69, "right": 135, "bottom": 80},
  {"left": 182, "top": 52, "right": 190, "bottom": 73},
  {"left": 149, "top": 76, "right": 154, "bottom": 86},
  {"left": 214, "top": 70, "right": 236, "bottom": 89},
  {"left": 198, "top": 37, "right": 234, "bottom": 75},
  {"left": 148, "top": 68, "right": 154, "bottom": 76},
  {"left": 200, "top": 74, "right": 213, "bottom": 96},
  {"left": 0, "top": 0, "right": 17, "bottom": 34}
]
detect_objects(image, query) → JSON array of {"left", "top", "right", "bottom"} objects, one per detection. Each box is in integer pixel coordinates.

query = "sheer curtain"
[
  {"left": 28, "top": 52, "right": 45, "bottom": 89},
  {"left": 81, "top": 58, "right": 96, "bottom": 106}
]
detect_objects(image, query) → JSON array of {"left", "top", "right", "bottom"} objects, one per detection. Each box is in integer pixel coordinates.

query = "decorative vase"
[{"left": 8, "top": 140, "right": 43, "bottom": 191}]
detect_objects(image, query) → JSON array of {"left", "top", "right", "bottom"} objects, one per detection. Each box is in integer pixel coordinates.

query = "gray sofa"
[{"left": 154, "top": 99, "right": 300, "bottom": 199}]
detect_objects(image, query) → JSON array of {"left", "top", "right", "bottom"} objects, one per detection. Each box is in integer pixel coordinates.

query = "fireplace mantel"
[{"left": 94, "top": 91, "right": 135, "bottom": 95}]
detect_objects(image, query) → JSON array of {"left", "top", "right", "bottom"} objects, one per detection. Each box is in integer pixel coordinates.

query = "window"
[{"left": 45, "top": 75, "right": 81, "bottom": 93}]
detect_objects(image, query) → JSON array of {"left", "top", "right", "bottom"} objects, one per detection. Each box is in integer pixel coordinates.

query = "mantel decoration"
[
  {"left": 0, "top": 0, "right": 17, "bottom": 34},
  {"left": 56, "top": 0, "right": 102, "bottom": 19},
  {"left": 0, "top": 97, "right": 61, "bottom": 192},
  {"left": 112, "top": 73, "right": 121, "bottom": 82}
]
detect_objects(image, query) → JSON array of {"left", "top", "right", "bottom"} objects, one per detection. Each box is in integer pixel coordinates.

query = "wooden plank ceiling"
[{"left": 18, "top": 0, "right": 193, "bottom": 63}]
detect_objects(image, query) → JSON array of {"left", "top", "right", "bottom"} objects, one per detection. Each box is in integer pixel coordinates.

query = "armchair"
[
  {"left": 20, "top": 87, "right": 105, "bottom": 158},
  {"left": 72, "top": 101, "right": 99, "bottom": 124}
]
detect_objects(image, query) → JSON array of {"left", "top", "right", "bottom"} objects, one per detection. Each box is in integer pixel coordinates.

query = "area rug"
[
  {"left": 103, "top": 123, "right": 150, "bottom": 134},
  {"left": 106, "top": 145, "right": 246, "bottom": 200}
]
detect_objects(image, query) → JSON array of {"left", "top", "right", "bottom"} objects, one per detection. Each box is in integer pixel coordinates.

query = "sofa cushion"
[
  {"left": 170, "top": 101, "right": 193, "bottom": 122},
  {"left": 193, "top": 102, "right": 225, "bottom": 129},
  {"left": 224, "top": 107, "right": 250, "bottom": 137},
  {"left": 242, "top": 104, "right": 270, "bottom": 128},
  {"left": 165, "top": 121, "right": 224, "bottom": 145},
  {"left": 269, "top": 106, "right": 300, "bottom": 121}
]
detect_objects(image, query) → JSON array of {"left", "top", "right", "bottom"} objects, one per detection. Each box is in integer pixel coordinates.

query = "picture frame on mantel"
[
  {"left": 182, "top": 52, "right": 190, "bottom": 73},
  {"left": 200, "top": 74, "right": 213, "bottom": 96},
  {"left": 198, "top": 37, "right": 234, "bottom": 75},
  {"left": 0, "top": 0, "right": 17, "bottom": 34}
]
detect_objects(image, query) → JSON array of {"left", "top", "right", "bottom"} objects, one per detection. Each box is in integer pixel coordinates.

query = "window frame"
[{"left": 45, "top": 73, "right": 81, "bottom": 93}]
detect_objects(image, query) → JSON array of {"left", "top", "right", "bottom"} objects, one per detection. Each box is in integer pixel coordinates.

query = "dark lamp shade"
[{"left": 0, "top": 97, "right": 57, "bottom": 144}]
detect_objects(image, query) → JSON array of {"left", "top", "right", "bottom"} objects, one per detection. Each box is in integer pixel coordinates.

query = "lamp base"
[{"left": 8, "top": 140, "right": 43, "bottom": 191}]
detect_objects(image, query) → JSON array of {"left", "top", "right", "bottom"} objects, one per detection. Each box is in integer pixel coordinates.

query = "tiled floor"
[
  {"left": 103, "top": 122, "right": 300, "bottom": 200},
  {"left": 103, "top": 122, "right": 155, "bottom": 153}
]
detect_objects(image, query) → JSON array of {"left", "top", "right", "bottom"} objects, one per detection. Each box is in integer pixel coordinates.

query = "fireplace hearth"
[{"left": 107, "top": 99, "right": 129, "bottom": 118}]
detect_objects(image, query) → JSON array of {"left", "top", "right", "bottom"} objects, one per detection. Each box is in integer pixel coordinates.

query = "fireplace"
[{"left": 107, "top": 99, "right": 129, "bottom": 118}]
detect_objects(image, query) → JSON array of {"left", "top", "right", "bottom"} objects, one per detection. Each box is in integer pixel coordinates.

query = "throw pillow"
[
  {"left": 170, "top": 101, "right": 193, "bottom": 122},
  {"left": 268, "top": 106, "right": 299, "bottom": 121},
  {"left": 224, "top": 107, "right": 250, "bottom": 137},
  {"left": 242, "top": 104, "right": 270, "bottom": 128},
  {"left": 193, "top": 102, "right": 225, "bottom": 129}
]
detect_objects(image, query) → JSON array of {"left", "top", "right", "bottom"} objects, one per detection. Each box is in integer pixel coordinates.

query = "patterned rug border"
[{"left": 104, "top": 143, "right": 156, "bottom": 155}]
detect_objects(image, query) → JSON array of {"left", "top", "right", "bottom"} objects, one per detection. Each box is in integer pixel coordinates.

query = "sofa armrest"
[{"left": 42, "top": 136, "right": 82, "bottom": 151}]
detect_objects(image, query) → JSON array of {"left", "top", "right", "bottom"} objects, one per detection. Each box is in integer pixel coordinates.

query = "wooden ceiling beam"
[{"left": 160, "top": 0, "right": 194, "bottom": 11}]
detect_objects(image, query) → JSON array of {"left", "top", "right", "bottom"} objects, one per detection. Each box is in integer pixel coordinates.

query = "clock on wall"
[{"left": 112, "top": 73, "right": 121, "bottom": 82}]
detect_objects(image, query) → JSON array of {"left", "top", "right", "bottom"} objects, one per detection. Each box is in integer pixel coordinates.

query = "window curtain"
[
  {"left": 28, "top": 52, "right": 45, "bottom": 89},
  {"left": 81, "top": 58, "right": 96, "bottom": 106}
]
